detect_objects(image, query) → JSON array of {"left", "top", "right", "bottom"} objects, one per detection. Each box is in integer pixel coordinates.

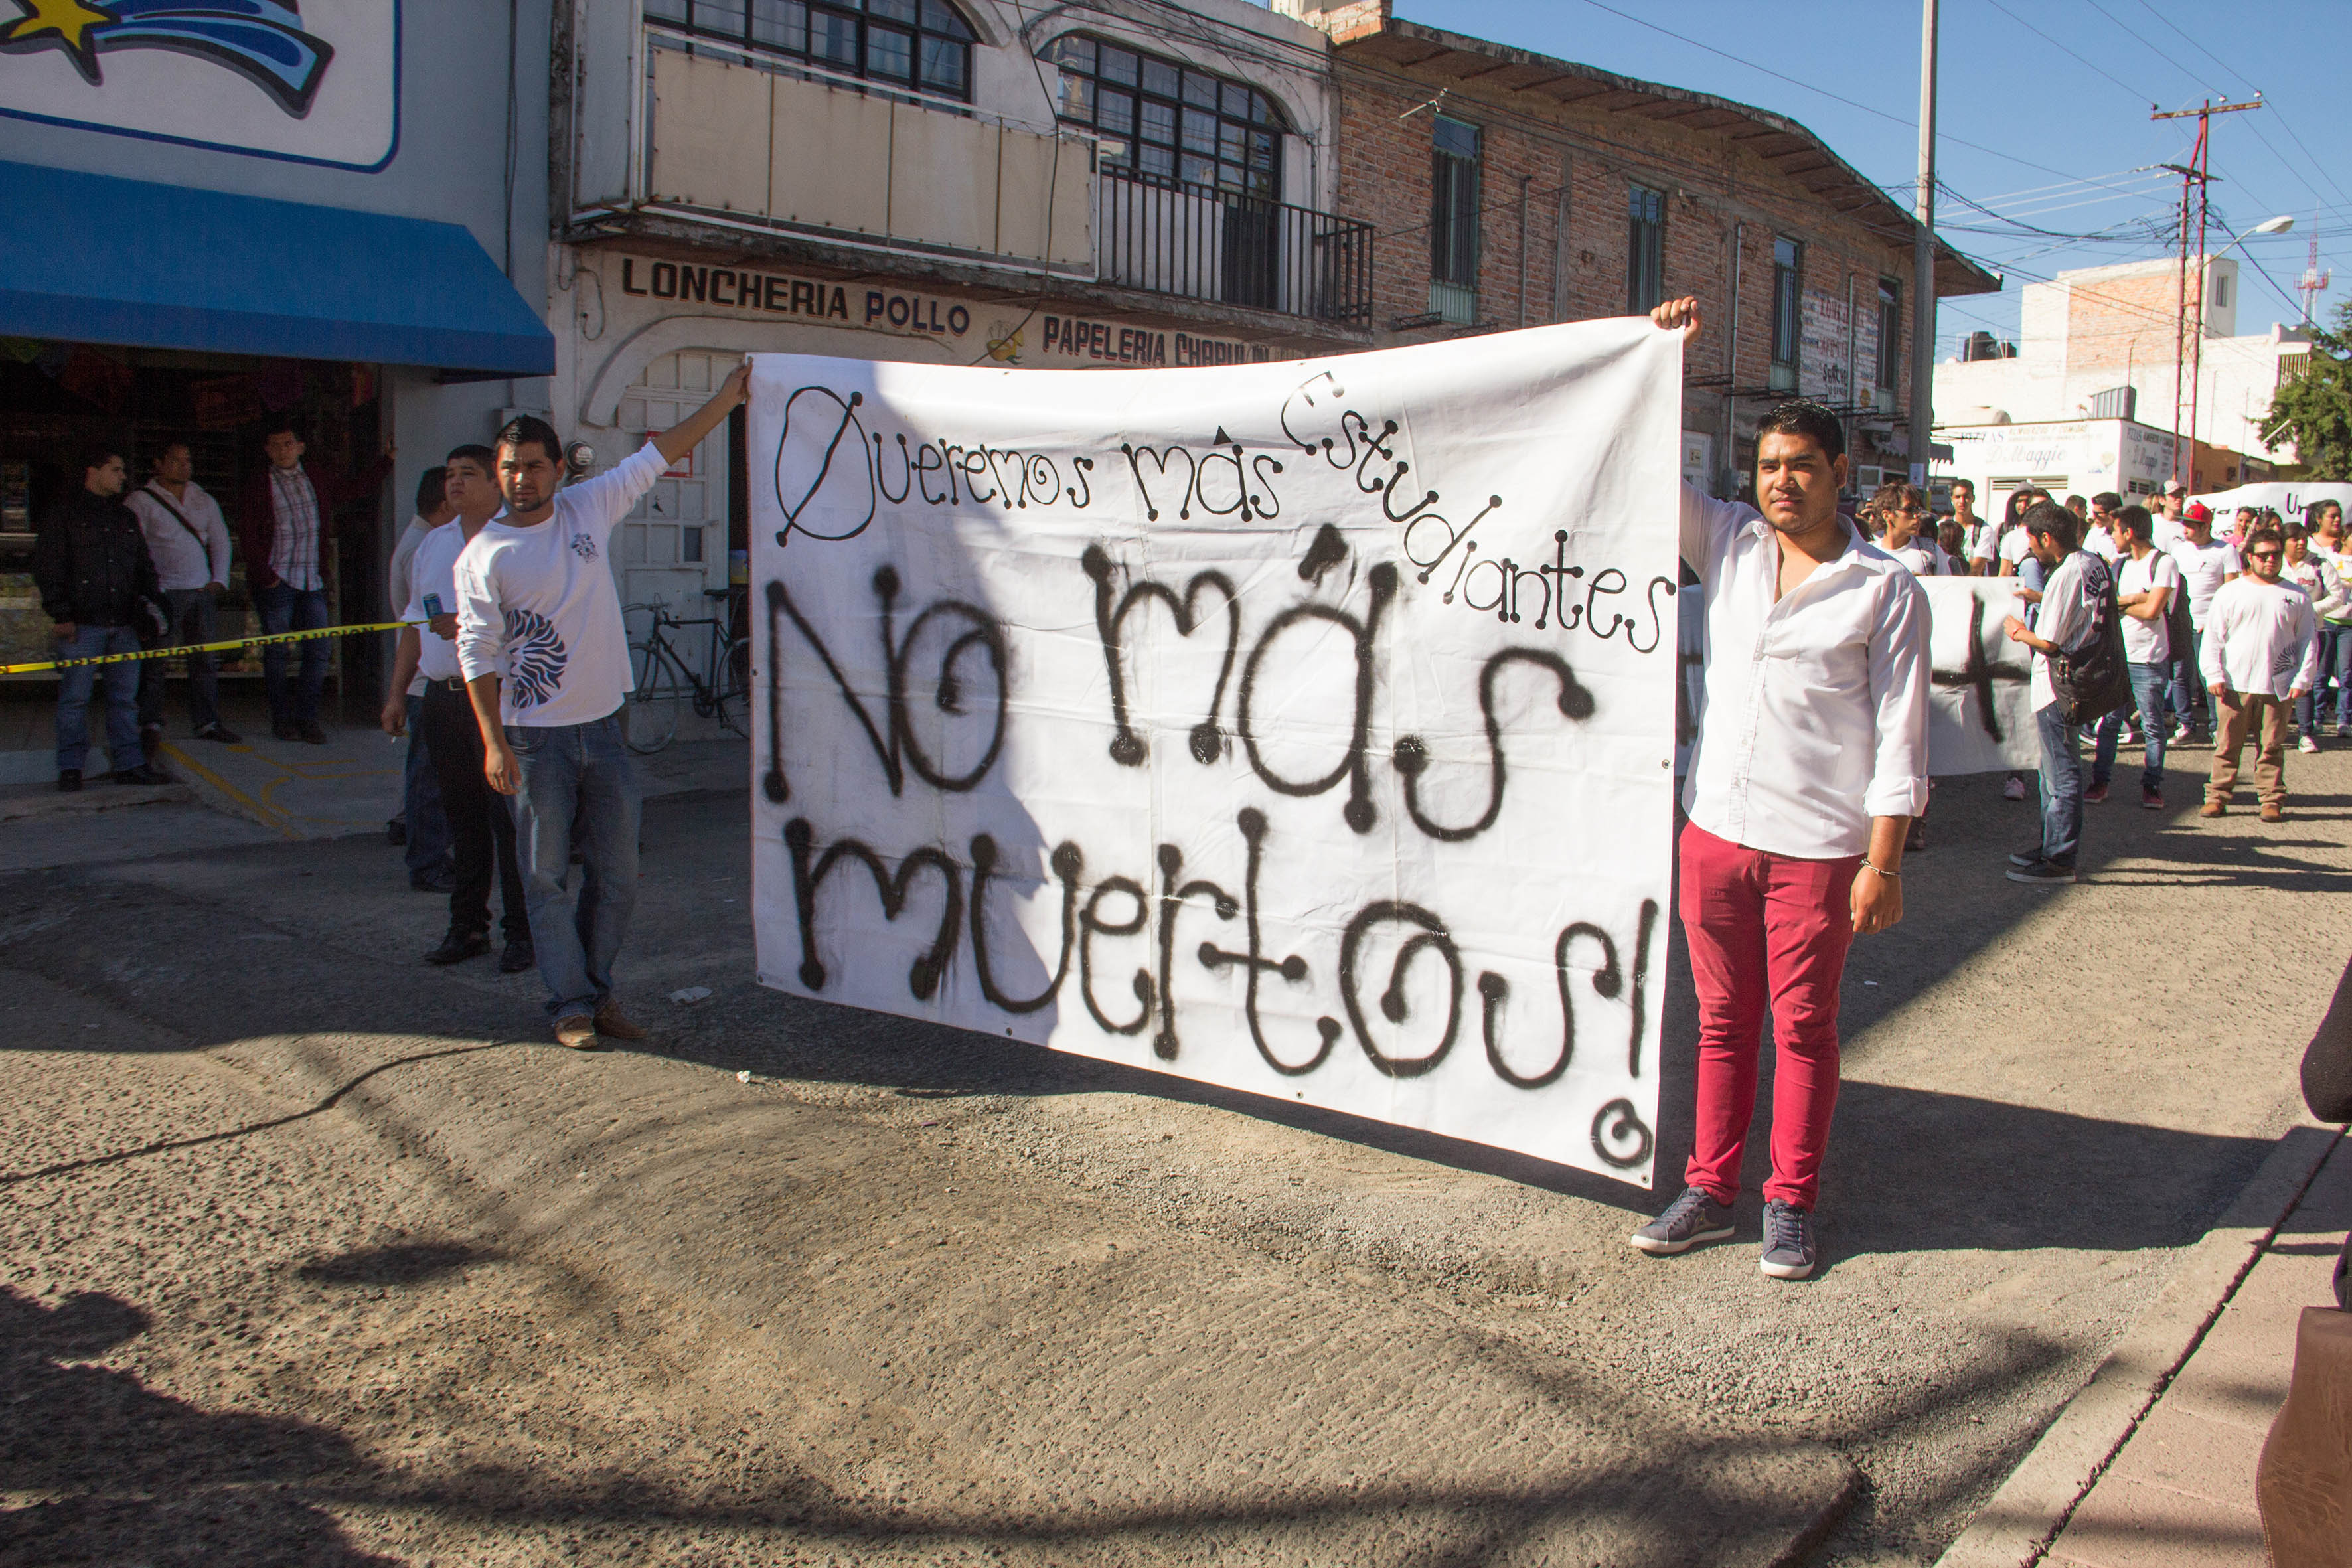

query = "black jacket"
[{"left": 35, "top": 489, "right": 163, "bottom": 630}]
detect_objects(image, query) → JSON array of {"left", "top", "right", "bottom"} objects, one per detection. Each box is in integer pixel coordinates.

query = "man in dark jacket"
[
  {"left": 236, "top": 420, "right": 394, "bottom": 744},
  {"left": 35, "top": 442, "right": 169, "bottom": 791}
]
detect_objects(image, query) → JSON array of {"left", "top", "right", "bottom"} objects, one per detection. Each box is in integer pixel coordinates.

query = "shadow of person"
[{"left": 0, "top": 1287, "right": 396, "bottom": 1566}]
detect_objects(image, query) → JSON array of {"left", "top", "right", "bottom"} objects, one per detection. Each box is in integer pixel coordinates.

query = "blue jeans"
[
  {"left": 508, "top": 714, "right": 641, "bottom": 1020},
  {"left": 256, "top": 583, "right": 330, "bottom": 725},
  {"left": 54, "top": 623, "right": 142, "bottom": 773},
  {"left": 402, "top": 691, "right": 453, "bottom": 878},
  {"left": 2092, "top": 662, "right": 2172, "bottom": 791},
  {"left": 2036, "top": 702, "right": 2082, "bottom": 864},
  {"left": 2312, "top": 623, "right": 2352, "bottom": 730},
  {"left": 2169, "top": 626, "right": 2209, "bottom": 731}
]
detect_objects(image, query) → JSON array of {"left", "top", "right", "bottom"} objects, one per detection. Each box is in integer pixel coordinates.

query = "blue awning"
[{"left": 0, "top": 160, "right": 555, "bottom": 376}]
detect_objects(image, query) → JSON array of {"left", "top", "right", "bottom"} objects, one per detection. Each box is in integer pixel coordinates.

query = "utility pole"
[
  {"left": 2153, "top": 97, "right": 2262, "bottom": 487},
  {"left": 1908, "top": 0, "right": 1938, "bottom": 488}
]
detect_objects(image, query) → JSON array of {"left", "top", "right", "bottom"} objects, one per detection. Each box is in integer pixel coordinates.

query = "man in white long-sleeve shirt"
[
  {"left": 124, "top": 440, "right": 237, "bottom": 749},
  {"left": 2201, "top": 523, "right": 2319, "bottom": 823},
  {"left": 1628, "top": 299, "right": 1930, "bottom": 1283},
  {"left": 455, "top": 363, "right": 749, "bottom": 1049}
]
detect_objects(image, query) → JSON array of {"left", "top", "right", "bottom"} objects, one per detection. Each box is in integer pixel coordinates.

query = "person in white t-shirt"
[
  {"left": 2002, "top": 501, "right": 2108, "bottom": 883},
  {"left": 455, "top": 363, "right": 749, "bottom": 1050},
  {"left": 1870, "top": 480, "right": 1950, "bottom": 576},
  {"left": 2304, "top": 500, "right": 2352, "bottom": 737},
  {"left": 383, "top": 446, "right": 531, "bottom": 973},
  {"left": 2281, "top": 520, "right": 2345, "bottom": 753},
  {"left": 1948, "top": 479, "right": 1987, "bottom": 570},
  {"left": 2201, "top": 523, "right": 2318, "bottom": 822},
  {"left": 2082, "top": 491, "right": 2123, "bottom": 562},
  {"left": 2165, "top": 503, "right": 2241, "bottom": 742},
  {"left": 2089, "top": 505, "right": 2180, "bottom": 809},
  {"left": 385, "top": 467, "right": 457, "bottom": 890},
  {"left": 2151, "top": 483, "right": 2188, "bottom": 548}
]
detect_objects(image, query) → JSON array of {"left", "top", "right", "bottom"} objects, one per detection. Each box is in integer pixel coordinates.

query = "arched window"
[
  {"left": 1044, "top": 33, "right": 1285, "bottom": 198},
  {"left": 645, "top": 0, "right": 977, "bottom": 101}
]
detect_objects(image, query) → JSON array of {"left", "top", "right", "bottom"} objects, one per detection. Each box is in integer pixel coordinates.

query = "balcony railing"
[{"left": 1096, "top": 167, "right": 1373, "bottom": 325}]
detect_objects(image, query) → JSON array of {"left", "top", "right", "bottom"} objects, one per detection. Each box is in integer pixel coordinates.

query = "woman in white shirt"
[{"left": 2283, "top": 520, "right": 2347, "bottom": 751}]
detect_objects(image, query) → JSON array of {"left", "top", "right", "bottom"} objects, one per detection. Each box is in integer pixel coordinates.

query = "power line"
[
  {"left": 1977, "top": 0, "right": 2151, "bottom": 107},
  {"left": 1563, "top": 0, "right": 2105, "bottom": 187}
]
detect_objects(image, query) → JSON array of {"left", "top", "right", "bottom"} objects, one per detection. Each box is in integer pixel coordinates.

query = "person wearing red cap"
[{"left": 2167, "top": 503, "right": 2242, "bottom": 742}]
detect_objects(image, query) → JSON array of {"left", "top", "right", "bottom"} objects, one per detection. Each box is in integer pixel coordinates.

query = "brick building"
[{"left": 1277, "top": 2, "right": 1999, "bottom": 497}]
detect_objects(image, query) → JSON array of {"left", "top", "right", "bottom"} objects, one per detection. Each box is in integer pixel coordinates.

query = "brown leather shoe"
[
  {"left": 2261, "top": 802, "right": 2285, "bottom": 823},
  {"left": 592, "top": 1000, "right": 647, "bottom": 1041},
  {"left": 554, "top": 1014, "right": 599, "bottom": 1050},
  {"left": 2201, "top": 801, "right": 2226, "bottom": 817}
]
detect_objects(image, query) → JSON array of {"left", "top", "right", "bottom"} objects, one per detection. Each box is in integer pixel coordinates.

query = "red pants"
[{"left": 1678, "top": 822, "right": 1859, "bottom": 1210}]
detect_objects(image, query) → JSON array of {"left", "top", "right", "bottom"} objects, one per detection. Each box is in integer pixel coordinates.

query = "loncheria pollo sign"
[{"left": 747, "top": 321, "right": 1680, "bottom": 1182}]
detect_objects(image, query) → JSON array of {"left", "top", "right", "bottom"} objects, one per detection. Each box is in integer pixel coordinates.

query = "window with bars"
[
  {"left": 1427, "top": 115, "right": 1480, "bottom": 325},
  {"left": 1770, "top": 235, "right": 1802, "bottom": 388},
  {"left": 644, "top": 0, "right": 977, "bottom": 100},
  {"left": 1626, "top": 183, "right": 1666, "bottom": 315},
  {"left": 1876, "top": 277, "right": 1901, "bottom": 392},
  {"left": 1044, "top": 33, "right": 1286, "bottom": 197}
]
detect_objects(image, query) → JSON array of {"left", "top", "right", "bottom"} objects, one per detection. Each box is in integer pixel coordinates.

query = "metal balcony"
[{"left": 1096, "top": 167, "right": 1373, "bottom": 325}]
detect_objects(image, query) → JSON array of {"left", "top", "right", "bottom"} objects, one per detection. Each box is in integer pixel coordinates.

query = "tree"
[{"left": 2262, "top": 301, "right": 2352, "bottom": 480}]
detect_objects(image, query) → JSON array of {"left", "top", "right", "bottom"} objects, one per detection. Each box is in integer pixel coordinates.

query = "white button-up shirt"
[
  {"left": 1680, "top": 485, "right": 1932, "bottom": 860},
  {"left": 125, "top": 479, "right": 232, "bottom": 592},
  {"left": 2201, "top": 575, "right": 2319, "bottom": 699}
]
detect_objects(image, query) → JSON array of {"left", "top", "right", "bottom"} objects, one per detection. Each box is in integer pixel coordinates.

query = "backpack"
[{"left": 2051, "top": 554, "right": 2134, "bottom": 726}]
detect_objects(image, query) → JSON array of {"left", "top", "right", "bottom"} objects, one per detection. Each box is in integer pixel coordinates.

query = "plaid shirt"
[{"left": 266, "top": 466, "right": 324, "bottom": 591}]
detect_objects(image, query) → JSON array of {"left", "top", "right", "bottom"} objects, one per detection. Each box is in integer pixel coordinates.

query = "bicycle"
[{"left": 622, "top": 589, "right": 751, "bottom": 754}]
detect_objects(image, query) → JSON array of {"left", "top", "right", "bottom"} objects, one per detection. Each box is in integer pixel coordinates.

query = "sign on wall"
[
  {"left": 0, "top": 1, "right": 398, "bottom": 171},
  {"left": 749, "top": 321, "right": 1681, "bottom": 1183}
]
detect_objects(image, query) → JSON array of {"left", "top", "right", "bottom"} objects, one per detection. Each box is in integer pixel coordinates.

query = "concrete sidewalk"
[
  {"left": 2044, "top": 1133, "right": 2349, "bottom": 1567},
  {"left": 1938, "top": 1127, "right": 2350, "bottom": 1568},
  {"left": 0, "top": 690, "right": 753, "bottom": 871}
]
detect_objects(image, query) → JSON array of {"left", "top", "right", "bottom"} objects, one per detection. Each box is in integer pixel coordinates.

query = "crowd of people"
[
  {"left": 31, "top": 424, "right": 394, "bottom": 791},
  {"left": 33, "top": 364, "right": 751, "bottom": 1051},
  {"left": 1852, "top": 476, "right": 2335, "bottom": 874}
]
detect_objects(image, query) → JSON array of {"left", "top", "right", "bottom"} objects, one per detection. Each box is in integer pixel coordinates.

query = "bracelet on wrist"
[{"left": 1863, "top": 860, "right": 1900, "bottom": 880}]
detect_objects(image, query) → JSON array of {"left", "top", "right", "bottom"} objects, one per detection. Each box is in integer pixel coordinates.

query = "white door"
[{"left": 616, "top": 351, "right": 733, "bottom": 681}]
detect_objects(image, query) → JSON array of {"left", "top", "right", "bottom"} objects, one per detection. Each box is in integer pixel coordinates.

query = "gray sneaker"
[
  {"left": 1760, "top": 1198, "right": 1818, "bottom": 1280},
  {"left": 1630, "top": 1186, "right": 1735, "bottom": 1255}
]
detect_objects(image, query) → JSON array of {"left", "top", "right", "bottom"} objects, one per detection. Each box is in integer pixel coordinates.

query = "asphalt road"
[{"left": 3, "top": 742, "right": 2347, "bottom": 1565}]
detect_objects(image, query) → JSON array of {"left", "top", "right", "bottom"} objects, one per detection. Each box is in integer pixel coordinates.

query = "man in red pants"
[{"left": 1629, "top": 297, "right": 1931, "bottom": 1281}]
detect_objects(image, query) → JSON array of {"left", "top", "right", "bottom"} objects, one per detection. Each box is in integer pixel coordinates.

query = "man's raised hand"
[{"left": 1651, "top": 296, "right": 1703, "bottom": 343}]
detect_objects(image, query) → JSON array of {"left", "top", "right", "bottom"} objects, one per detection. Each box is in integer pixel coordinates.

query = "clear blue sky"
[{"left": 1393, "top": 0, "right": 2351, "bottom": 358}]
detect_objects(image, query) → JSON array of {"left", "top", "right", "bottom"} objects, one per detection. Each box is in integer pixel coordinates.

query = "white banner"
[
  {"left": 1921, "top": 578, "right": 2040, "bottom": 774},
  {"left": 749, "top": 321, "right": 1680, "bottom": 1183}
]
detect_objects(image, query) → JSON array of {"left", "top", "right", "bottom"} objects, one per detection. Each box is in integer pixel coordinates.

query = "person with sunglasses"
[{"left": 2201, "top": 524, "right": 2320, "bottom": 823}]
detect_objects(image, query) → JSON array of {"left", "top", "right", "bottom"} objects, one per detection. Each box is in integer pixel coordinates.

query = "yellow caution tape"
[{"left": 1, "top": 619, "right": 424, "bottom": 677}]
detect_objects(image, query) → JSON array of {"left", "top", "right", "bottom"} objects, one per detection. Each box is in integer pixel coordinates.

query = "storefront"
[
  {"left": 0, "top": 3, "right": 554, "bottom": 762},
  {"left": 551, "top": 243, "right": 1325, "bottom": 659}
]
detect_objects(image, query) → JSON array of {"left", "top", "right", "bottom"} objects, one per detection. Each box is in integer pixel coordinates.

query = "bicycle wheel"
[
  {"left": 715, "top": 635, "right": 753, "bottom": 737},
  {"left": 623, "top": 639, "right": 684, "bottom": 754}
]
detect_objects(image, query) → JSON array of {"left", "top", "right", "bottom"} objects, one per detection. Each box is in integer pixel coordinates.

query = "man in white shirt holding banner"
[
  {"left": 455, "top": 363, "right": 750, "bottom": 1050},
  {"left": 1630, "top": 299, "right": 1930, "bottom": 1282}
]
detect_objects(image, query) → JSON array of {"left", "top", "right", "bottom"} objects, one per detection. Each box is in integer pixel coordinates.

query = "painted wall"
[{"left": 0, "top": 0, "right": 558, "bottom": 591}]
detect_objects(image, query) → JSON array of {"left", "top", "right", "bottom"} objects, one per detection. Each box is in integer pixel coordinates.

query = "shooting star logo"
[{"left": 0, "top": 0, "right": 335, "bottom": 116}]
